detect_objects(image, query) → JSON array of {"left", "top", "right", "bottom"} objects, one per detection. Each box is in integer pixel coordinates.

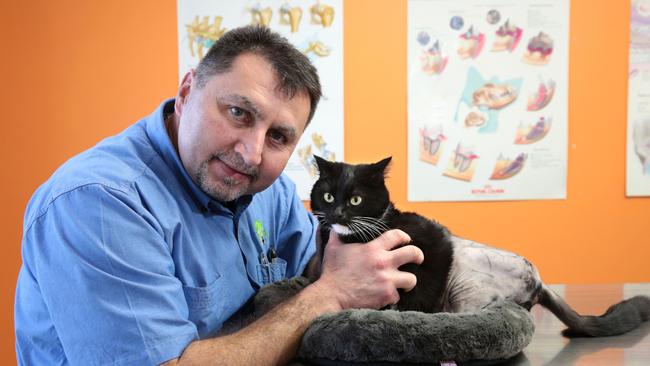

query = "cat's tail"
[{"left": 539, "top": 285, "right": 650, "bottom": 337}]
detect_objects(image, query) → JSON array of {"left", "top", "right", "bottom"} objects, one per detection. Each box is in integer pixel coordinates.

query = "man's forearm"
[{"left": 164, "top": 281, "right": 339, "bottom": 366}]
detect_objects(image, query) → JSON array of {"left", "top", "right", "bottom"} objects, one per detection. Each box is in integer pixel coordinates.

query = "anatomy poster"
[
  {"left": 408, "top": 0, "right": 569, "bottom": 201},
  {"left": 627, "top": 0, "right": 650, "bottom": 197},
  {"left": 177, "top": 1, "right": 343, "bottom": 199}
]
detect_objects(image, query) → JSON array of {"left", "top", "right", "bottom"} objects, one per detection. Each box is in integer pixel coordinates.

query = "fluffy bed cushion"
[{"left": 253, "top": 277, "right": 535, "bottom": 365}]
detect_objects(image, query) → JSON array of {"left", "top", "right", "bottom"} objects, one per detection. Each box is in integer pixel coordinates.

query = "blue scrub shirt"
[{"left": 14, "top": 100, "right": 318, "bottom": 365}]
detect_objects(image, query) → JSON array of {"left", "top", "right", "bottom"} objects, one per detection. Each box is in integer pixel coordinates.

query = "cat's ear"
[
  {"left": 373, "top": 157, "right": 392, "bottom": 175},
  {"left": 313, "top": 155, "right": 333, "bottom": 176}
]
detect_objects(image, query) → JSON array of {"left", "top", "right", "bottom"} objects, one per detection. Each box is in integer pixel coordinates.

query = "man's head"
[
  {"left": 170, "top": 26, "right": 321, "bottom": 202},
  {"left": 195, "top": 25, "right": 321, "bottom": 124}
]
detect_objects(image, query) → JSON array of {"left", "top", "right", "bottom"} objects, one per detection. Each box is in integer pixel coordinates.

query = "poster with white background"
[
  {"left": 627, "top": 0, "right": 650, "bottom": 197},
  {"left": 408, "top": 0, "right": 569, "bottom": 201},
  {"left": 177, "top": 0, "right": 343, "bottom": 199}
]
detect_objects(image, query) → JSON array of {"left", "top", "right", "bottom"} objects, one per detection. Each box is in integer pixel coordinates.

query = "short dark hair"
[{"left": 195, "top": 25, "right": 322, "bottom": 124}]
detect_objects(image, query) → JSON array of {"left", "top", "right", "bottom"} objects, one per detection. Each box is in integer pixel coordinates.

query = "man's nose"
[{"left": 235, "top": 129, "right": 265, "bottom": 167}]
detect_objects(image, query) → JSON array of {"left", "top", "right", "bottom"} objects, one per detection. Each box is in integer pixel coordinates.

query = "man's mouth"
[
  {"left": 220, "top": 160, "right": 250, "bottom": 177},
  {"left": 212, "top": 153, "right": 259, "bottom": 182}
]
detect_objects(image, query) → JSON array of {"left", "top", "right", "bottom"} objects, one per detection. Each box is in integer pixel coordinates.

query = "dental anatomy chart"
[
  {"left": 408, "top": 0, "right": 569, "bottom": 201},
  {"left": 627, "top": 0, "right": 650, "bottom": 196},
  {"left": 177, "top": 0, "right": 343, "bottom": 199}
]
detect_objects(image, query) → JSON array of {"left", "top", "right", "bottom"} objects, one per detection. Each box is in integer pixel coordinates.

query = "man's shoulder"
[
  {"left": 25, "top": 122, "right": 160, "bottom": 226},
  {"left": 255, "top": 173, "right": 298, "bottom": 204}
]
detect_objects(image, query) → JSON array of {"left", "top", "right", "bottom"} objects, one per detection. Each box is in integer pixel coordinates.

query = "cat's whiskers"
[
  {"left": 354, "top": 216, "right": 391, "bottom": 232},
  {"left": 355, "top": 221, "right": 390, "bottom": 236},
  {"left": 349, "top": 218, "right": 385, "bottom": 242},
  {"left": 351, "top": 217, "right": 390, "bottom": 237},
  {"left": 346, "top": 222, "right": 368, "bottom": 242},
  {"left": 312, "top": 211, "right": 329, "bottom": 227},
  {"left": 350, "top": 221, "right": 373, "bottom": 242}
]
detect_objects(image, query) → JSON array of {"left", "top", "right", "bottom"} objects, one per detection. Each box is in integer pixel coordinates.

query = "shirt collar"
[{"left": 145, "top": 98, "right": 253, "bottom": 214}]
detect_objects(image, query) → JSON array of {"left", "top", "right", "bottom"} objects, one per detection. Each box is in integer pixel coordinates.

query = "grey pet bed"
[{"left": 254, "top": 277, "right": 535, "bottom": 365}]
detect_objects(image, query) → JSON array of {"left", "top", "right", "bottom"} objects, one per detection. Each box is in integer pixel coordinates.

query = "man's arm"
[{"left": 162, "top": 229, "right": 423, "bottom": 366}]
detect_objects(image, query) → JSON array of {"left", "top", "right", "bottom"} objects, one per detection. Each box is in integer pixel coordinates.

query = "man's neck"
[{"left": 164, "top": 112, "right": 180, "bottom": 153}]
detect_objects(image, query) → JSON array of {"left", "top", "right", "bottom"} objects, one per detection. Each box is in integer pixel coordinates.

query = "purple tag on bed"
[{"left": 440, "top": 362, "right": 457, "bottom": 366}]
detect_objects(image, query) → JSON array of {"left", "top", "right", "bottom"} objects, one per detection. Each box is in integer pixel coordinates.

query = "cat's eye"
[
  {"left": 323, "top": 192, "right": 334, "bottom": 203},
  {"left": 350, "top": 195, "right": 362, "bottom": 206}
]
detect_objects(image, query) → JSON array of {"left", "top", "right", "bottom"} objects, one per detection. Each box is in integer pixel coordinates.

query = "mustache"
[{"left": 211, "top": 151, "right": 260, "bottom": 178}]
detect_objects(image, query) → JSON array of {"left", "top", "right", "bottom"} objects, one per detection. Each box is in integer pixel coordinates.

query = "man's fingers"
[
  {"left": 394, "top": 272, "right": 418, "bottom": 292},
  {"left": 373, "top": 229, "right": 411, "bottom": 250},
  {"left": 390, "top": 245, "right": 424, "bottom": 267}
]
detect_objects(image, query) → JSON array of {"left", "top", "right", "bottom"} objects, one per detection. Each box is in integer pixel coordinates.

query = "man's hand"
[{"left": 313, "top": 229, "right": 424, "bottom": 310}]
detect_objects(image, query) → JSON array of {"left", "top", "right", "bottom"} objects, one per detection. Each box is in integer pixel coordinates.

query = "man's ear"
[{"left": 174, "top": 70, "right": 195, "bottom": 117}]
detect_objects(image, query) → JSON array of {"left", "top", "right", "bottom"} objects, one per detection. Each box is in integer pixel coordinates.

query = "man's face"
[{"left": 173, "top": 53, "right": 311, "bottom": 202}]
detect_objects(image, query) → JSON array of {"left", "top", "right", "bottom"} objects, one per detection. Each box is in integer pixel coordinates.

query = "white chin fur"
[{"left": 331, "top": 224, "right": 353, "bottom": 235}]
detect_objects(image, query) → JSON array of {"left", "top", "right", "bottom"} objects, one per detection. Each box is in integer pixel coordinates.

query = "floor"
[{"left": 505, "top": 283, "right": 650, "bottom": 365}]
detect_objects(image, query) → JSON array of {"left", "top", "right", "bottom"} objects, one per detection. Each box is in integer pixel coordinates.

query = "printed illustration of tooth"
[
  {"left": 280, "top": 3, "right": 303, "bottom": 33},
  {"left": 310, "top": 1, "right": 335, "bottom": 27},
  {"left": 186, "top": 15, "right": 227, "bottom": 59},
  {"left": 304, "top": 41, "right": 331, "bottom": 57},
  {"left": 515, "top": 116, "right": 552, "bottom": 145},
  {"left": 186, "top": 15, "right": 208, "bottom": 58},
  {"left": 527, "top": 78, "right": 556, "bottom": 111},
  {"left": 453, "top": 144, "right": 478, "bottom": 172},
  {"left": 490, "top": 153, "right": 527, "bottom": 180},
  {"left": 419, "top": 126, "right": 446, "bottom": 166},
  {"left": 250, "top": 4, "right": 273, "bottom": 27},
  {"left": 634, "top": 119, "right": 650, "bottom": 174},
  {"left": 297, "top": 145, "right": 317, "bottom": 177}
]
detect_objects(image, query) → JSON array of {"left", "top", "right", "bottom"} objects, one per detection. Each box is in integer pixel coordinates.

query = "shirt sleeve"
[
  {"left": 275, "top": 177, "right": 318, "bottom": 277},
  {"left": 22, "top": 183, "right": 198, "bottom": 366}
]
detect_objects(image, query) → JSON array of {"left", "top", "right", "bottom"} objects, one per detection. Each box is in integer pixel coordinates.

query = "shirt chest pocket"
[{"left": 182, "top": 276, "right": 228, "bottom": 337}]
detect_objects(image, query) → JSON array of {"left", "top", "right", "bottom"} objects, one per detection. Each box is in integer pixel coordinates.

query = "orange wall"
[{"left": 1, "top": 0, "right": 648, "bottom": 364}]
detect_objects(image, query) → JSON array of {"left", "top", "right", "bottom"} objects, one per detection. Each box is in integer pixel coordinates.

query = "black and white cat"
[{"left": 310, "top": 156, "right": 650, "bottom": 337}]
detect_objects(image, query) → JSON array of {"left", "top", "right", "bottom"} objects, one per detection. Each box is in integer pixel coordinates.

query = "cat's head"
[{"left": 310, "top": 156, "right": 393, "bottom": 241}]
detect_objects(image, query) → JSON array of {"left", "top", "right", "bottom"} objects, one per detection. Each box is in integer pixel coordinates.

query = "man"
[{"left": 15, "top": 26, "right": 423, "bottom": 365}]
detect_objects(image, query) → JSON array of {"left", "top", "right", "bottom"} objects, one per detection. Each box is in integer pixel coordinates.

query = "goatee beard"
[{"left": 195, "top": 151, "right": 259, "bottom": 202}]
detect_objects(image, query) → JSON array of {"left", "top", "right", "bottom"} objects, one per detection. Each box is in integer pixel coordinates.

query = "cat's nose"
[{"left": 332, "top": 207, "right": 344, "bottom": 221}]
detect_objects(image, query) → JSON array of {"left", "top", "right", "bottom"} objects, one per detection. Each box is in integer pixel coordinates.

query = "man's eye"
[
  {"left": 268, "top": 130, "right": 287, "bottom": 145},
  {"left": 229, "top": 106, "right": 246, "bottom": 119}
]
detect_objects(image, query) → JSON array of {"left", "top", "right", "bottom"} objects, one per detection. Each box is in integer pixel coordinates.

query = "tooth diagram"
[
  {"left": 304, "top": 41, "right": 331, "bottom": 57},
  {"left": 515, "top": 116, "right": 552, "bottom": 144},
  {"left": 280, "top": 3, "right": 302, "bottom": 33},
  {"left": 490, "top": 153, "right": 527, "bottom": 180},
  {"left": 186, "top": 16, "right": 227, "bottom": 59},
  {"left": 454, "top": 67, "right": 523, "bottom": 133},
  {"left": 444, "top": 143, "right": 479, "bottom": 181},
  {"left": 523, "top": 31, "right": 554, "bottom": 65},
  {"left": 633, "top": 119, "right": 650, "bottom": 174},
  {"left": 419, "top": 126, "right": 447, "bottom": 165},
  {"left": 310, "top": 1, "right": 335, "bottom": 27},
  {"left": 527, "top": 78, "right": 556, "bottom": 111},
  {"left": 249, "top": 4, "right": 273, "bottom": 27},
  {"left": 492, "top": 19, "right": 523, "bottom": 53},
  {"left": 458, "top": 26, "right": 485, "bottom": 59},
  {"left": 419, "top": 39, "right": 448, "bottom": 75}
]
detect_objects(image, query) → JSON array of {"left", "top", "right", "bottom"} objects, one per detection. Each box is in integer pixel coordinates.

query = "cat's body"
[
  {"left": 310, "top": 156, "right": 650, "bottom": 337},
  {"left": 319, "top": 202, "right": 454, "bottom": 313}
]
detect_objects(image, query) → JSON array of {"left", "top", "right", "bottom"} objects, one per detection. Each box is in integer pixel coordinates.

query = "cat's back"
[
  {"left": 389, "top": 208, "right": 454, "bottom": 313},
  {"left": 390, "top": 209, "right": 452, "bottom": 246}
]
